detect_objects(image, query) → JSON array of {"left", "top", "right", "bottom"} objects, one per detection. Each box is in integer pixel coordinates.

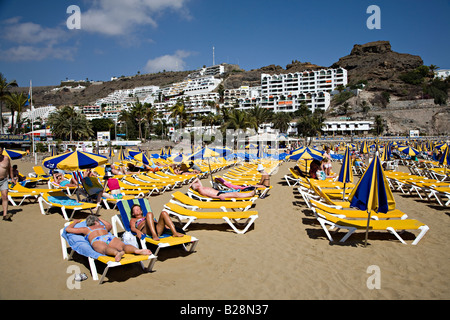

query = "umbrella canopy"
[
  {"left": 348, "top": 154, "right": 396, "bottom": 246},
  {"left": 128, "top": 150, "right": 151, "bottom": 165},
  {"left": 189, "top": 147, "right": 219, "bottom": 160},
  {"left": 43, "top": 150, "right": 108, "bottom": 171},
  {"left": 337, "top": 147, "right": 354, "bottom": 184},
  {"left": 380, "top": 143, "right": 391, "bottom": 162},
  {"left": 118, "top": 147, "right": 126, "bottom": 161},
  {"left": 439, "top": 146, "right": 450, "bottom": 167},
  {"left": 337, "top": 146, "right": 354, "bottom": 200},
  {"left": 398, "top": 146, "right": 419, "bottom": 156},
  {"left": 211, "top": 147, "right": 233, "bottom": 157},
  {"left": 170, "top": 153, "right": 190, "bottom": 163},
  {"left": 245, "top": 143, "right": 258, "bottom": 149},
  {"left": 288, "top": 147, "right": 323, "bottom": 161},
  {"left": 435, "top": 142, "right": 448, "bottom": 151},
  {"left": 359, "top": 141, "right": 369, "bottom": 154},
  {"left": 2, "top": 149, "right": 27, "bottom": 160}
]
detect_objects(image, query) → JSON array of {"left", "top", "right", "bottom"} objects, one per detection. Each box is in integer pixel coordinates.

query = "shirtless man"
[
  {"left": 189, "top": 177, "right": 256, "bottom": 200},
  {"left": 0, "top": 144, "right": 13, "bottom": 221},
  {"left": 66, "top": 215, "right": 152, "bottom": 261}
]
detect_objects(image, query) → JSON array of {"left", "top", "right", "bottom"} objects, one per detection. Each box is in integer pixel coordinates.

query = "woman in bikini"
[
  {"left": 129, "top": 204, "right": 184, "bottom": 241},
  {"left": 190, "top": 177, "right": 256, "bottom": 200},
  {"left": 66, "top": 215, "right": 151, "bottom": 261}
]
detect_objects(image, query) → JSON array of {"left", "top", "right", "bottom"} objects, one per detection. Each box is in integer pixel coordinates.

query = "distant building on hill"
[{"left": 434, "top": 69, "right": 450, "bottom": 79}]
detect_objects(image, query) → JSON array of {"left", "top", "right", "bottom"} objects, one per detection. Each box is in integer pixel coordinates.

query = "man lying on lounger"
[
  {"left": 66, "top": 215, "right": 152, "bottom": 261},
  {"left": 189, "top": 177, "right": 256, "bottom": 201}
]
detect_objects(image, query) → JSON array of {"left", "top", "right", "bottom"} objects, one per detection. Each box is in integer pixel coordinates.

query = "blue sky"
[{"left": 0, "top": 0, "right": 449, "bottom": 87}]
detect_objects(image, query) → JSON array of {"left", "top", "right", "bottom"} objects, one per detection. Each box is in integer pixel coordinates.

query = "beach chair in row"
[
  {"left": 39, "top": 191, "right": 98, "bottom": 221},
  {"left": 60, "top": 219, "right": 157, "bottom": 284},
  {"left": 8, "top": 184, "right": 59, "bottom": 206},
  {"left": 170, "top": 191, "right": 255, "bottom": 212},
  {"left": 309, "top": 198, "right": 409, "bottom": 220},
  {"left": 122, "top": 176, "right": 171, "bottom": 194},
  {"left": 28, "top": 166, "right": 51, "bottom": 183},
  {"left": 111, "top": 198, "right": 198, "bottom": 256},
  {"left": 187, "top": 188, "right": 258, "bottom": 202},
  {"left": 78, "top": 176, "right": 136, "bottom": 210},
  {"left": 313, "top": 208, "right": 429, "bottom": 245},
  {"left": 164, "top": 202, "right": 258, "bottom": 234}
]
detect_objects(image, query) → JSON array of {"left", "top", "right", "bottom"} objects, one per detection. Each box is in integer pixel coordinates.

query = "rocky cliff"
[{"left": 331, "top": 40, "right": 424, "bottom": 97}]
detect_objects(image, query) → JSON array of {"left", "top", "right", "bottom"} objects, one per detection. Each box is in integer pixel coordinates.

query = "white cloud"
[
  {"left": 144, "top": 50, "right": 192, "bottom": 73},
  {"left": 81, "top": 0, "right": 190, "bottom": 36},
  {"left": 2, "top": 20, "right": 66, "bottom": 45},
  {"left": 0, "top": 17, "right": 73, "bottom": 61},
  {"left": 0, "top": 45, "right": 75, "bottom": 62}
]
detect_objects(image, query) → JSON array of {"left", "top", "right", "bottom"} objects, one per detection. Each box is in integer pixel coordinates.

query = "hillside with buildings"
[{"left": 11, "top": 40, "right": 450, "bottom": 136}]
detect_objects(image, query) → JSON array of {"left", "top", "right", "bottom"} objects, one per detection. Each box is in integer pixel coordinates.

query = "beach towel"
[
  {"left": 48, "top": 195, "right": 83, "bottom": 206},
  {"left": 61, "top": 220, "right": 102, "bottom": 259}
]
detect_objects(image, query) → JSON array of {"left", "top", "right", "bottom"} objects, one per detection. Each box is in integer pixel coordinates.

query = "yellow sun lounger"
[
  {"left": 170, "top": 191, "right": 254, "bottom": 212},
  {"left": 164, "top": 202, "right": 258, "bottom": 234},
  {"left": 309, "top": 199, "right": 408, "bottom": 220},
  {"left": 29, "top": 166, "right": 52, "bottom": 182},
  {"left": 111, "top": 198, "right": 198, "bottom": 256},
  {"left": 60, "top": 220, "right": 157, "bottom": 284},
  {"left": 307, "top": 180, "right": 351, "bottom": 208},
  {"left": 314, "top": 208, "right": 429, "bottom": 245},
  {"left": 39, "top": 191, "right": 98, "bottom": 220},
  {"left": 9, "top": 183, "right": 66, "bottom": 206}
]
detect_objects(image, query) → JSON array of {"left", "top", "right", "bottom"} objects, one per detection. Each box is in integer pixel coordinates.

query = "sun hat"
[{"left": 257, "top": 164, "right": 264, "bottom": 171}]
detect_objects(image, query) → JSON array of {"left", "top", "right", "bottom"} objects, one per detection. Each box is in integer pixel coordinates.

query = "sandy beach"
[{"left": 0, "top": 154, "right": 449, "bottom": 301}]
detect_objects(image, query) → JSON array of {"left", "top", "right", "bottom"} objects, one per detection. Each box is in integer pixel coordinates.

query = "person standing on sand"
[{"left": 0, "top": 144, "right": 14, "bottom": 221}]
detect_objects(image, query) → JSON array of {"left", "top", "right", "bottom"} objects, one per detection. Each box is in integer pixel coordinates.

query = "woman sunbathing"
[
  {"left": 190, "top": 177, "right": 256, "bottom": 200},
  {"left": 66, "top": 215, "right": 152, "bottom": 261},
  {"left": 129, "top": 204, "right": 184, "bottom": 241},
  {"left": 52, "top": 169, "right": 78, "bottom": 187}
]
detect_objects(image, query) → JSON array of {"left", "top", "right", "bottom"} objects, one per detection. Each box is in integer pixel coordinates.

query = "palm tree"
[
  {"left": 374, "top": 115, "right": 384, "bottom": 135},
  {"left": 248, "top": 105, "right": 272, "bottom": 131},
  {"left": 144, "top": 103, "right": 157, "bottom": 139},
  {"left": 131, "top": 98, "right": 146, "bottom": 141},
  {"left": 169, "top": 98, "right": 190, "bottom": 129},
  {"left": 222, "top": 109, "right": 253, "bottom": 130},
  {"left": 4, "top": 92, "right": 27, "bottom": 134},
  {"left": 296, "top": 109, "right": 325, "bottom": 144},
  {"left": 272, "top": 112, "right": 291, "bottom": 133},
  {"left": 47, "top": 106, "right": 93, "bottom": 140},
  {"left": 0, "top": 73, "right": 18, "bottom": 133}
]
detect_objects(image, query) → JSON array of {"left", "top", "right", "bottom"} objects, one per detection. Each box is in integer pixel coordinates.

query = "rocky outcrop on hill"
[{"left": 331, "top": 40, "right": 424, "bottom": 97}]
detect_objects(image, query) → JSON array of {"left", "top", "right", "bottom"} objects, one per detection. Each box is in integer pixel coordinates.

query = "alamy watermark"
[
  {"left": 366, "top": 5, "right": 381, "bottom": 30},
  {"left": 66, "top": 265, "right": 82, "bottom": 289},
  {"left": 67, "top": 5, "right": 81, "bottom": 30},
  {"left": 366, "top": 265, "right": 381, "bottom": 290}
]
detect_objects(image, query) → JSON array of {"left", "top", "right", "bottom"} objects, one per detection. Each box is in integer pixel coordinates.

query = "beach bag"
[
  {"left": 317, "top": 170, "right": 326, "bottom": 180},
  {"left": 122, "top": 231, "right": 139, "bottom": 248}
]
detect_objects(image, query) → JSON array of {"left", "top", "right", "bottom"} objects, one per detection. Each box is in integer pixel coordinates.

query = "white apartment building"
[
  {"left": 435, "top": 69, "right": 450, "bottom": 79},
  {"left": 187, "top": 64, "right": 225, "bottom": 79},
  {"left": 322, "top": 120, "right": 373, "bottom": 135},
  {"left": 259, "top": 67, "right": 347, "bottom": 112}
]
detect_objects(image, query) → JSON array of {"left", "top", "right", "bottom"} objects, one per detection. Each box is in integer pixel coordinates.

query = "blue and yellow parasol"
[{"left": 348, "top": 153, "right": 395, "bottom": 246}]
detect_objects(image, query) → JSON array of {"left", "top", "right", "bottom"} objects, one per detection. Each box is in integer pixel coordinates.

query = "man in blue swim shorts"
[{"left": 0, "top": 144, "right": 14, "bottom": 221}]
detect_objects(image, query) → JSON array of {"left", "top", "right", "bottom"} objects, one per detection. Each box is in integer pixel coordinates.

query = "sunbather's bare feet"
[
  {"left": 173, "top": 232, "right": 184, "bottom": 237},
  {"left": 152, "top": 235, "right": 160, "bottom": 241},
  {"left": 136, "top": 248, "right": 152, "bottom": 255},
  {"left": 115, "top": 250, "right": 125, "bottom": 262}
]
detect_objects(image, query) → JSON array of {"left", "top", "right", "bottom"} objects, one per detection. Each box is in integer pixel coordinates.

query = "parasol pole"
[{"left": 364, "top": 209, "right": 372, "bottom": 247}]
